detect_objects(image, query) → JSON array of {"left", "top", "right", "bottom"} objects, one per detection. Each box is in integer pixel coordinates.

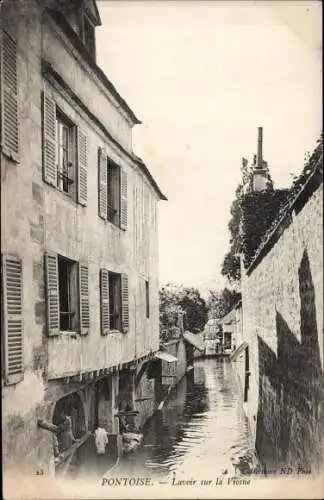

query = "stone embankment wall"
[{"left": 241, "top": 181, "right": 323, "bottom": 471}]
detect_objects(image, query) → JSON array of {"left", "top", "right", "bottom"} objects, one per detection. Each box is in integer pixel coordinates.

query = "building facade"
[{"left": 1, "top": 0, "right": 166, "bottom": 477}]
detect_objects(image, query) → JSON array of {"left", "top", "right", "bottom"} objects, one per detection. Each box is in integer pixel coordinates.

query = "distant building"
[
  {"left": 1, "top": 0, "right": 166, "bottom": 477},
  {"left": 251, "top": 127, "right": 272, "bottom": 192}
]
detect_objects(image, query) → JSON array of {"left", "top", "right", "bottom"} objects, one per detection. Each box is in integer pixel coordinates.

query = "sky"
[{"left": 96, "top": 0, "right": 322, "bottom": 295}]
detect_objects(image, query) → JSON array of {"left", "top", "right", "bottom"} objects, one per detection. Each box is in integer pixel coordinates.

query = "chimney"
[{"left": 257, "top": 127, "right": 263, "bottom": 169}]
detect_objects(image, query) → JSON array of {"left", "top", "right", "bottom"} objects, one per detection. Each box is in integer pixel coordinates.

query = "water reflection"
[{"left": 118, "top": 358, "right": 258, "bottom": 479}]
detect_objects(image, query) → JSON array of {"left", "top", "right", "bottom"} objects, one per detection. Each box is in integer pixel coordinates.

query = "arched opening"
[{"left": 53, "top": 391, "right": 86, "bottom": 442}]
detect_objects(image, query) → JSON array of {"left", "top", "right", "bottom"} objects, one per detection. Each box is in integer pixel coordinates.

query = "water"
[{"left": 116, "top": 358, "right": 259, "bottom": 480}]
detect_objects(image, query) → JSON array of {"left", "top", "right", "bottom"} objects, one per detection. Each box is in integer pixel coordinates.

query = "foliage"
[
  {"left": 221, "top": 251, "right": 241, "bottom": 283},
  {"left": 206, "top": 288, "right": 241, "bottom": 320},
  {"left": 289, "top": 131, "right": 323, "bottom": 199},
  {"left": 221, "top": 131, "right": 323, "bottom": 282},
  {"left": 159, "top": 284, "right": 208, "bottom": 340},
  {"left": 240, "top": 189, "right": 290, "bottom": 267}
]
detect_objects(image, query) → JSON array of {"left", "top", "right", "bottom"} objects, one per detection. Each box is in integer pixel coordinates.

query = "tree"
[
  {"left": 221, "top": 183, "right": 244, "bottom": 284},
  {"left": 206, "top": 288, "right": 241, "bottom": 320},
  {"left": 159, "top": 284, "right": 208, "bottom": 338}
]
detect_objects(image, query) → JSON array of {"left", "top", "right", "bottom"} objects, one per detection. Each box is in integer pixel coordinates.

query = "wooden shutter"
[
  {"left": 121, "top": 273, "right": 129, "bottom": 333},
  {"left": 79, "top": 263, "right": 89, "bottom": 335},
  {"left": 100, "top": 269, "right": 110, "bottom": 336},
  {"left": 98, "top": 147, "right": 107, "bottom": 220},
  {"left": 2, "top": 254, "right": 24, "bottom": 385},
  {"left": 120, "top": 169, "right": 127, "bottom": 230},
  {"left": 0, "top": 29, "right": 19, "bottom": 162},
  {"left": 77, "top": 127, "right": 88, "bottom": 206},
  {"left": 42, "top": 92, "right": 57, "bottom": 186},
  {"left": 45, "top": 252, "right": 60, "bottom": 336}
]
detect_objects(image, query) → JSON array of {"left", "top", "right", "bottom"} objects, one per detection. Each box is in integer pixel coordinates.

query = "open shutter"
[
  {"left": 77, "top": 127, "right": 88, "bottom": 206},
  {"left": 42, "top": 92, "right": 57, "bottom": 186},
  {"left": 2, "top": 254, "right": 24, "bottom": 385},
  {"left": 0, "top": 29, "right": 19, "bottom": 162},
  {"left": 79, "top": 263, "right": 89, "bottom": 335},
  {"left": 98, "top": 147, "right": 107, "bottom": 220},
  {"left": 100, "top": 269, "right": 110, "bottom": 336},
  {"left": 45, "top": 252, "right": 60, "bottom": 336},
  {"left": 120, "top": 169, "right": 127, "bottom": 230},
  {"left": 121, "top": 274, "right": 129, "bottom": 333}
]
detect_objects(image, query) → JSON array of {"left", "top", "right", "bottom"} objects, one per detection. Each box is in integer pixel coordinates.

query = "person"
[
  {"left": 94, "top": 424, "right": 109, "bottom": 455},
  {"left": 58, "top": 414, "right": 76, "bottom": 452}
]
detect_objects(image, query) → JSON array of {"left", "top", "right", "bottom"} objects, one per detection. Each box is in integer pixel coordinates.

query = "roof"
[
  {"left": 220, "top": 308, "right": 237, "bottom": 325},
  {"left": 48, "top": 8, "right": 141, "bottom": 125},
  {"left": 133, "top": 156, "right": 168, "bottom": 201},
  {"left": 85, "top": 0, "right": 101, "bottom": 26},
  {"left": 155, "top": 351, "right": 178, "bottom": 363},
  {"left": 42, "top": 60, "right": 167, "bottom": 201},
  {"left": 183, "top": 332, "right": 206, "bottom": 352},
  {"left": 205, "top": 318, "right": 221, "bottom": 327}
]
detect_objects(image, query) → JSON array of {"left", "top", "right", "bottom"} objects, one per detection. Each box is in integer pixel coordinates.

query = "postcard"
[{"left": 1, "top": 0, "right": 323, "bottom": 499}]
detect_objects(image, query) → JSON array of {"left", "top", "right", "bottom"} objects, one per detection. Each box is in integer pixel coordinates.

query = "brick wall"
[{"left": 241, "top": 183, "right": 323, "bottom": 471}]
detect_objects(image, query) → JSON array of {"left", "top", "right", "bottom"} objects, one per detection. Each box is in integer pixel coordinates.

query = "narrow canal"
[{"left": 113, "top": 358, "right": 259, "bottom": 481}]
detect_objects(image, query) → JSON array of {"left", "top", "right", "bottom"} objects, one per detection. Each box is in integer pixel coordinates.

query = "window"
[
  {"left": 45, "top": 253, "right": 89, "bottom": 336},
  {"left": 100, "top": 270, "right": 129, "bottom": 335},
  {"left": 58, "top": 256, "right": 78, "bottom": 331},
  {"left": 56, "top": 111, "right": 75, "bottom": 195},
  {"left": 0, "top": 29, "right": 19, "bottom": 162},
  {"left": 145, "top": 280, "right": 150, "bottom": 318},
  {"left": 109, "top": 272, "right": 121, "bottom": 330},
  {"left": 42, "top": 92, "right": 88, "bottom": 206},
  {"left": 98, "top": 148, "right": 127, "bottom": 230},
  {"left": 1, "top": 254, "right": 24, "bottom": 385},
  {"left": 107, "top": 160, "right": 121, "bottom": 226}
]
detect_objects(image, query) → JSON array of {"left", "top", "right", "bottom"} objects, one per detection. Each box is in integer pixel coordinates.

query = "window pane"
[
  {"left": 109, "top": 273, "right": 121, "bottom": 330},
  {"left": 58, "top": 257, "right": 76, "bottom": 331}
]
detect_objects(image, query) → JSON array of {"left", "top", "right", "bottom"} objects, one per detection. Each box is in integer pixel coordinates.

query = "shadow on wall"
[{"left": 256, "top": 249, "right": 323, "bottom": 472}]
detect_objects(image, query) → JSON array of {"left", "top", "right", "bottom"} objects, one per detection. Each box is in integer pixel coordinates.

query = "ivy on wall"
[
  {"left": 221, "top": 131, "right": 323, "bottom": 282},
  {"left": 240, "top": 189, "right": 290, "bottom": 267}
]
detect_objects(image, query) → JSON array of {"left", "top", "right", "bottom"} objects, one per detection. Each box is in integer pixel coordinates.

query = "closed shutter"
[
  {"left": 98, "top": 147, "right": 107, "bottom": 220},
  {"left": 42, "top": 92, "right": 57, "bottom": 186},
  {"left": 120, "top": 169, "right": 127, "bottom": 230},
  {"left": 121, "top": 273, "right": 129, "bottom": 333},
  {"left": 45, "top": 252, "right": 60, "bottom": 336},
  {"left": 0, "top": 29, "right": 19, "bottom": 162},
  {"left": 2, "top": 254, "right": 24, "bottom": 385},
  {"left": 79, "top": 263, "right": 89, "bottom": 335},
  {"left": 77, "top": 127, "right": 88, "bottom": 206},
  {"left": 100, "top": 269, "right": 110, "bottom": 336}
]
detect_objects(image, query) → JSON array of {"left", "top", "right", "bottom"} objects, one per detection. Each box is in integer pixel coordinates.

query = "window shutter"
[
  {"left": 100, "top": 269, "right": 110, "bottom": 336},
  {"left": 79, "top": 263, "right": 89, "bottom": 335},
  {"left": 44, "top": 252, "right": 60, "bottom": 336},
  {"left": 77, "top": 127, "right": 88, "bottom": 206},
  {"left": 120, "top": 169, "right": 127, "bottom": 230},
  {"left": 0, "top": 29, "right": 19, "bottom": 162},
  {"left": 98, "top": 147, "right": 107, "bottom": 220},
  {"left": 2, "top": 254, "right": 24, "bottom": 385},
  {"left": 42, "top": 92, "right": 57, "bottom": 187},
  {"left": 121, "top": 273, "right": 129, "bottom": 333}
]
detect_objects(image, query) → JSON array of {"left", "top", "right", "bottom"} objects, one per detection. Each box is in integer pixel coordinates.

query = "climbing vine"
[{"left": 221, "top": 131, "right": 323, "bottom": 281}]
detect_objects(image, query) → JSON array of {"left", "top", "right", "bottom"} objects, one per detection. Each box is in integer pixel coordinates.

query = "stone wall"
[{"left": 241, "top": 182, "right": 323, "bottom": 471}]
